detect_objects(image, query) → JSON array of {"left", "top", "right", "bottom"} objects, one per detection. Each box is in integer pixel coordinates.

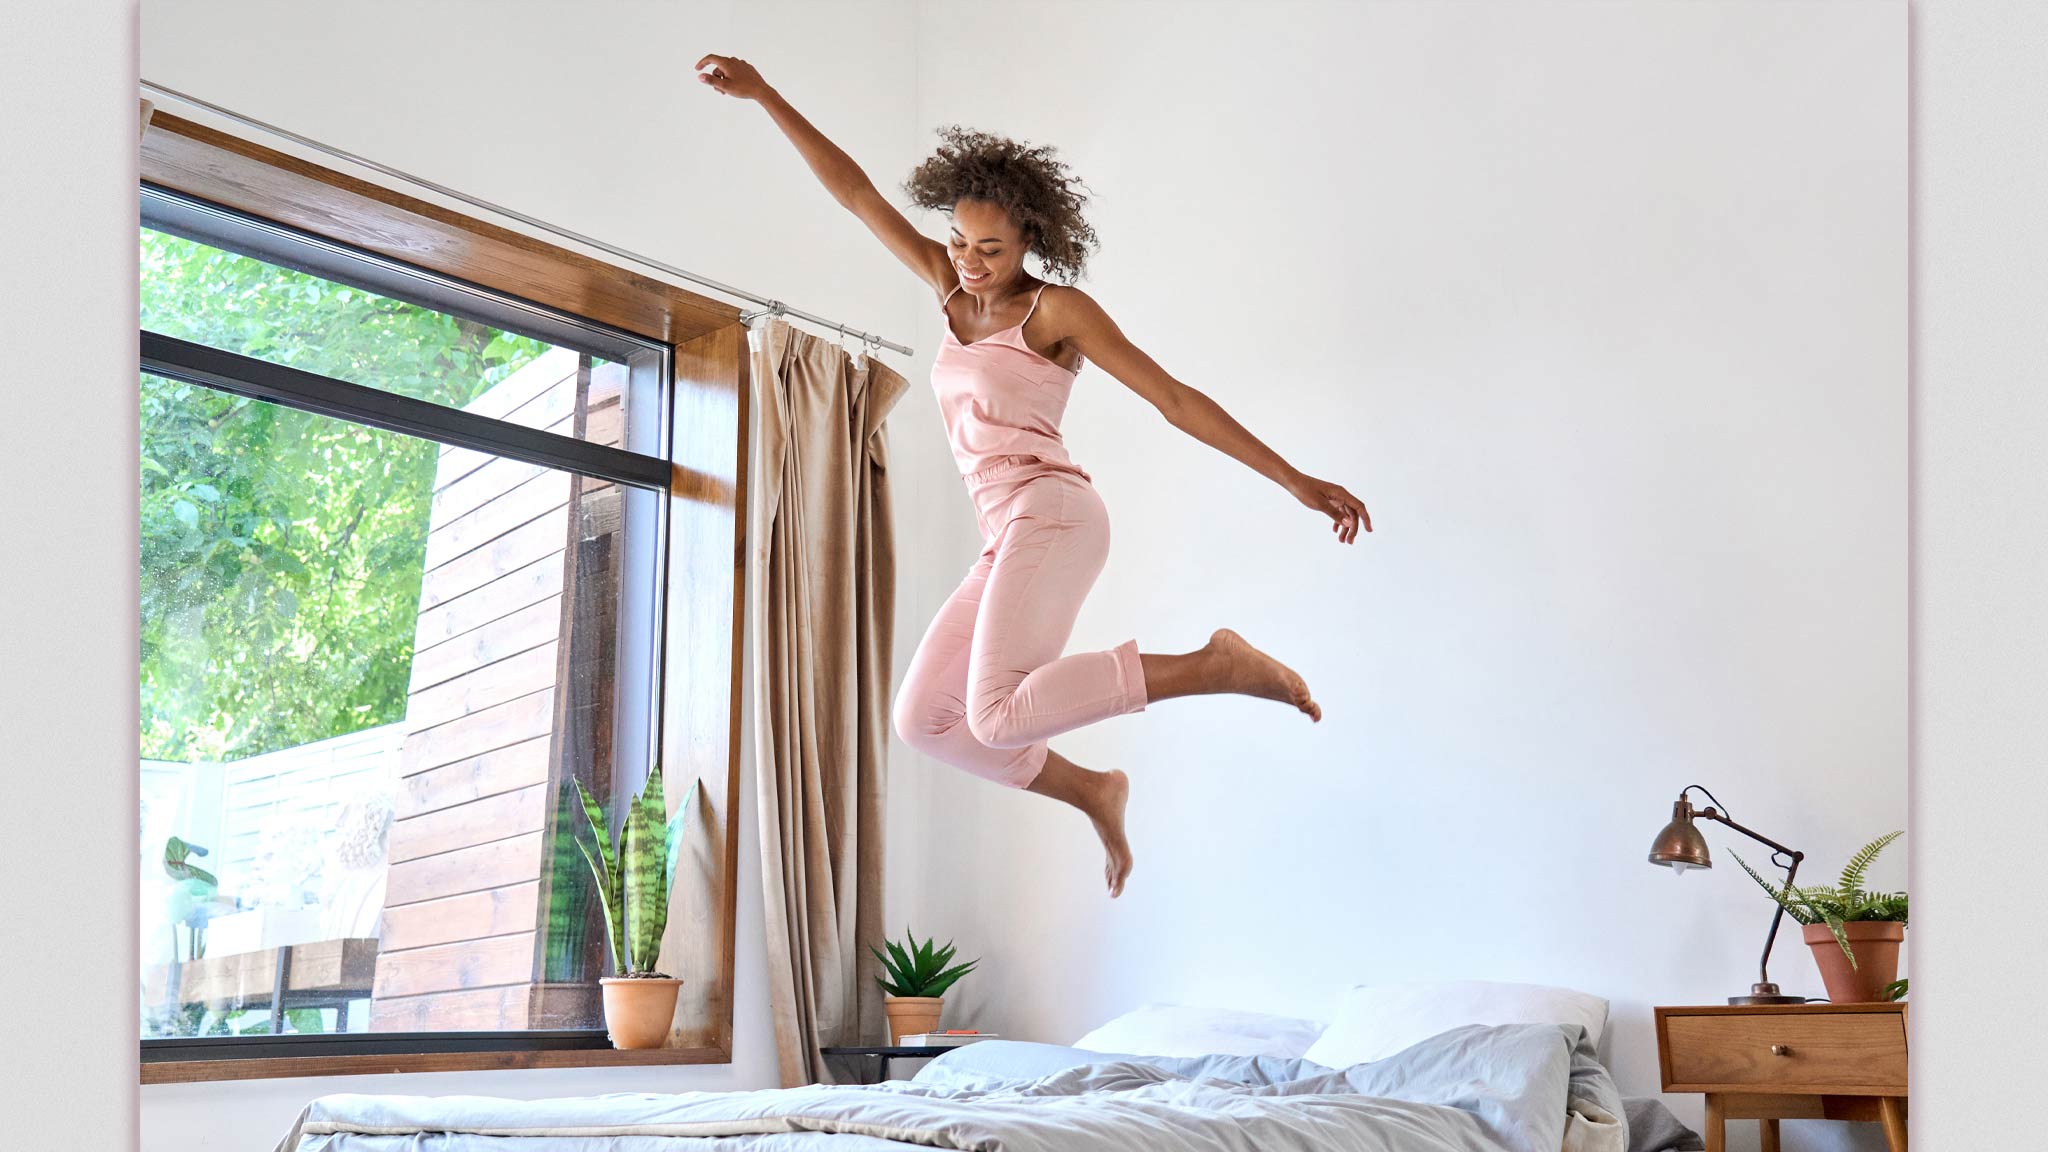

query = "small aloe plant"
[
  {"left": 571, "top": 770, "right": 692, "bottom": 977},
  {"left": 1735, "top": 830, "right": 1907, "bottom": 970},
  {"left": 870, "top": 929, "right": 978, "bottom": 999}
]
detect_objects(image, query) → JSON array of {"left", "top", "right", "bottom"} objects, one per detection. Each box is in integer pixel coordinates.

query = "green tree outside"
[{"left": 140, "top": 228, "right": 551, "bottom": 763}]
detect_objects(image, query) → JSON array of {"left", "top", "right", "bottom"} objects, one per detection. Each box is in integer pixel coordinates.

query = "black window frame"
[{"left": 139, "top": 185, "right": 678, "bottom": 1067}]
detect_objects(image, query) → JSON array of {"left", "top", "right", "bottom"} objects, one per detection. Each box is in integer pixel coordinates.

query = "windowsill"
[{"left": 139, "top": 1042, "right": 732, "bottom": 1085}]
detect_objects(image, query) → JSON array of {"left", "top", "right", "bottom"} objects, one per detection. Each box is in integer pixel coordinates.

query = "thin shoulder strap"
[
  {"left": 941, "top": 284, "right": 962, "bottom": 310},
  {"left": 1022, "top": 282, "right": 1050, "bottom": 324}
]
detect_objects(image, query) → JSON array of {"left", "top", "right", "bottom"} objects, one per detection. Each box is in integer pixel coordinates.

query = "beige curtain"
[{"left": 749, "top": 319, "right": 905, "bottom": 1087}]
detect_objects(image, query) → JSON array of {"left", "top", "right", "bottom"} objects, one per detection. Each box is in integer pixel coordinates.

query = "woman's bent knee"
[
  {"left": 966, "top": 703, "right": 1031, "bottom": 750},
  {"left": 892, "top": 688, "right": 939, "bottom": 755}
]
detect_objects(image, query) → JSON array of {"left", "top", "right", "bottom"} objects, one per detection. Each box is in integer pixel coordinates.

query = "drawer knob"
[{"left": 1770, "top": 1044, "right": 1792, "bottom": 1056}]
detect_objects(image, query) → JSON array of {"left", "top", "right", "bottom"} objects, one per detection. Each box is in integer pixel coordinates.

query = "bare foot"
[
  {"left": 1207, "top": 628, "right": 1321, "bottom": 721},
  {"left": 1025, "top": 753, "right": 1134, "bottom": 897},
  {"left": 1087, "top": 769, "right": 1133, "bottom": 898}
]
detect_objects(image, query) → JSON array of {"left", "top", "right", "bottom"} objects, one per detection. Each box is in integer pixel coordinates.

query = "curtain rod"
[{"left": 139, "top": 79, "right": 914, "bottom": 357}]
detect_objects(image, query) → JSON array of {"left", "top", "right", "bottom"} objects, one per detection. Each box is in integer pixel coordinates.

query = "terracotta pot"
[
  {"left": 883, "top": 996, "right": 944, "bottom": 1043},
  {"left": 1802, "top": 922, "right": 1905, "bottom": 1003},
  {"left": 601, "top": 976, "right": 682, "bottom": 1049}
]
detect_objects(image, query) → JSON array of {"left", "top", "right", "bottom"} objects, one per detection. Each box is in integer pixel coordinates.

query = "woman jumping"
[{"left": 699, "top": 56, "right": 1370, "bottom": 898}]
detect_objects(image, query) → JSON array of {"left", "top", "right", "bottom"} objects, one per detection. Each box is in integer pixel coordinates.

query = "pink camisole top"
[{"left": 931, "top": 282, "right": 1090, "bottom": 479}]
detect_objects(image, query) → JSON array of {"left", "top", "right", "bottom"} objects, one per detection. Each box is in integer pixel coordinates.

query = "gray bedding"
[
  {"left": 278, "top": 1023, "right": 1630, "bottom": 1152},
  {"left": 915, "top": 1040, "right": 1698, "bottom": 1152},
  {"left": 1620, "top": 1098, "right": 1705, "bottom": 1152}
]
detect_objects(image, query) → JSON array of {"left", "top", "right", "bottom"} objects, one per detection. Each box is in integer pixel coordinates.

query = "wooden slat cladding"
[
  {"left": 460, "top": 347, "right": 580, "bottom": 422},
  {"left": 419, "top": 517, "right": 567, "bottom": 610},
  {"left": 400, "top": 689, "right": 555, "bottom": 776},
  {"left": 363, "top": 983, "right": 599, "bottom": 1033},
  {"left": 383, "top": 831, "right": 545, "bottom": 907},
  {"left": 384, "top": 785, "right": 549, "bottom": 865},
  {"left": 403, "top": 645, "right": 559, "bottom": 733},
  {"left": 375, "top": 362, "right": 614, "bottom": 1030},
  {"left": 437, "top": 418, "right": 571, "bottom": 494},
  {"left": 141, "top": 112, "right": 741, "bottom": 344},
  {"left": 440, "top": 379, "right": 580, "bottom": 465},
  {"left": 379, "top": 883, "right": 540, "bottom": 952},
  {"left": 371, "top": 932, "right": 538, "bottom": 1001},
  {"left": 433, "top": 456, "right": 553, "bottom": 525},
  {"left": 422, "top": 471, "right": 571, "bottom": 571},
  {"left": 409, "top": 596, "right": 562, "bottom": 694},
  {"left": 365, "top": 984, "right": 530, "bottom": 1032},
  {"left": 414, "top": 555, "right": 565, "bottom": 648},
  {"left": 397, "top": 737, "right": 551, "bottom": 819}
]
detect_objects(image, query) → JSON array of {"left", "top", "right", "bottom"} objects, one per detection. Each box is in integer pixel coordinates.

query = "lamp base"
[{"left": 1727, "top": 982, "right": 1807, "bottom": 1006}]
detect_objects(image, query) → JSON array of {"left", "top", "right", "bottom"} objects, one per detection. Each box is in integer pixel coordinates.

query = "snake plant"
[
  {"left": 871, "top": 929, "right": 978, "bottom": 999},
  {"left": 571, "top": 769, "right": 693, "bottom": 977},
  {"left": 1735, "top": 830, "right": 1907, "bottom": 969}
]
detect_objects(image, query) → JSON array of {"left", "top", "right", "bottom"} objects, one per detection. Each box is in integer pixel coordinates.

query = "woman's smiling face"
[{"left": 949, "top": 198, "right": 1029, "bottom": 296}]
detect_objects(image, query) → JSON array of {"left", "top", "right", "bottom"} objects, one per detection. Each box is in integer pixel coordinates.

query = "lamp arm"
[
  {"left": 1696, "top": 805, "right": 1806, "bottom": 988},
  {"left": 1695, "top": 807, "right": 1802, "bottom": 861},
  {"left": 1757, "top": 855, "right": 1801, "bottom": 987}
]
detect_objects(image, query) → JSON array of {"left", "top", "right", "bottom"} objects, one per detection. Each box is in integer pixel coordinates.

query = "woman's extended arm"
[
  {"left": 696, "top": 54, "right": 952, "bottom": 296},
  {"left": 1051, "top": 287, "right": 1372, "bottom": 544}
]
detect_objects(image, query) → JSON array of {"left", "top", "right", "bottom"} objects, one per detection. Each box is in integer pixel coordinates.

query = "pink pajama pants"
[{"left": 892, "top": 455, "right": 1149, "bottom": 788}]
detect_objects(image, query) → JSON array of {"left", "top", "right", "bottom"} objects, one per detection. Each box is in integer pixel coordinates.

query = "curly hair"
[{"left": 902, "top": 125, "right": 1100, "bottom": 283}]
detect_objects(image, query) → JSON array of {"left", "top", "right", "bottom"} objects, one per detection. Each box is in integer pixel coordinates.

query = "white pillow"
[
  {"left": 1072, "top": 1002, "right": 1327, "bottom": 1059},
  {"left": 1301, "top": 980, "right": 1609, "bottom": 1068}
]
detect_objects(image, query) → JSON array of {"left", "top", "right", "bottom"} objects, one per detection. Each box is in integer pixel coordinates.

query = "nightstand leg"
[
  {"left": 1759, "top": 1118, "right": 1780, "bottom": 1152},
  {"left": 1703, "top": 1094, "right": 1725, "bottom": 1152},
  {"left": 1879, "top": 1096, "right": 1907, "bottom": 1152}
]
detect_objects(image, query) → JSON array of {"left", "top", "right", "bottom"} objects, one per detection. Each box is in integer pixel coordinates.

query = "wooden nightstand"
[{"left": 1656, "top": 1003, "right": 1907, "bottom": 1152}]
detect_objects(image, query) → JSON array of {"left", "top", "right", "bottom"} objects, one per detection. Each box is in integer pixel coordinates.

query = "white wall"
[
  {"left": 1, "top": 2, "right": 141, "bottom": 1151},
  {"left": 138, "top": 2, "right": 941, "bottom": 1147},
  {"left": 1909, "top": 1, "right": 2048, "bottom": 1145},
  {"left": 901, "top": 3, "right": 1903, "bottom": 1148}
]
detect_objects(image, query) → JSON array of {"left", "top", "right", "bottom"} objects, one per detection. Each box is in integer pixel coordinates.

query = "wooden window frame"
[{"left": 138, "top": 112, "right": 750, "bottom": 1084}]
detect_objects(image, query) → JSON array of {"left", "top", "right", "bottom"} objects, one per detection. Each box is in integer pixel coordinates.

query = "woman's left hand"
[{"left": 1290, "top": 474, "right": 1372, "bottom": 544}]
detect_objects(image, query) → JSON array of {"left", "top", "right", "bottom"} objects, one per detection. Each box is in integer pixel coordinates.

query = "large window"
[{"left": 139, "top": 188, "right": 673, "bottom": 1063}]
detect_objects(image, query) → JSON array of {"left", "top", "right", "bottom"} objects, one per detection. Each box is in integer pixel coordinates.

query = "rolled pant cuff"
[
  {"left": 1115, "top": 638, "right": 1148, "bottom": 712},
  {"left": 1005, "top": 743, "right": 1050, "bottom": 790}
]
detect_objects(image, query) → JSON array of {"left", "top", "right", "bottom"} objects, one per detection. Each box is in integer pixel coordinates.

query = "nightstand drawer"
[{"left": 1664, "top": 1011, "right": 1906, "bottom": 1093}]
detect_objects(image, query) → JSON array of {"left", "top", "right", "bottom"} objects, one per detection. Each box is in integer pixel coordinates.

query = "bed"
[{"left": 274, "top": 1021, "right": 1700, "bottom": 1152}]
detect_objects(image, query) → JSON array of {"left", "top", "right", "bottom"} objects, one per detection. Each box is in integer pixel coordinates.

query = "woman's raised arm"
[
  {"left": 1046, "top": 285, "right": 1372, "bottom": 544},
  {"left": 697, "top": 54, "right": 952, "bottom": 299}
]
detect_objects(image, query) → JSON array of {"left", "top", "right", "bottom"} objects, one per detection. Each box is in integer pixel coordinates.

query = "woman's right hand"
[{"left": 695, "top": 54, "right": 772, "bottom": 102}]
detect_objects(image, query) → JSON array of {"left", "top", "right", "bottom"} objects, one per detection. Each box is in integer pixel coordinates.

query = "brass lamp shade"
[{"left": 1647, "top": 801, "right": 1712, "bottom": 871}]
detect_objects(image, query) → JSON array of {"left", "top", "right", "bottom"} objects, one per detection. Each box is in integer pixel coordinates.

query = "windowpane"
[
  {"left": 139, "top": 376, "right": 662, "bottom": 1039},
  {"left": 140, "top": 222, "right": 659, "bottom": 454}
]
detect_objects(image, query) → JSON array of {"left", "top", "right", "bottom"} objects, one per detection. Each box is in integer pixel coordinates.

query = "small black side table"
[{"left": 820, "top": 1045, "right": 962, "bottom": 1084}]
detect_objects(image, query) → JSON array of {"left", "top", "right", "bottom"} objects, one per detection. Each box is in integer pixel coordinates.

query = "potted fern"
[
  {"left": 871, "top": 929, "right": 977, "bottom": 1043},
  {"left": 1736, "top": 830, "right": 1907, "bottom": 1003},
  {"left": 572, "top": 770, "right": 693, "bottom": 1048}
]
